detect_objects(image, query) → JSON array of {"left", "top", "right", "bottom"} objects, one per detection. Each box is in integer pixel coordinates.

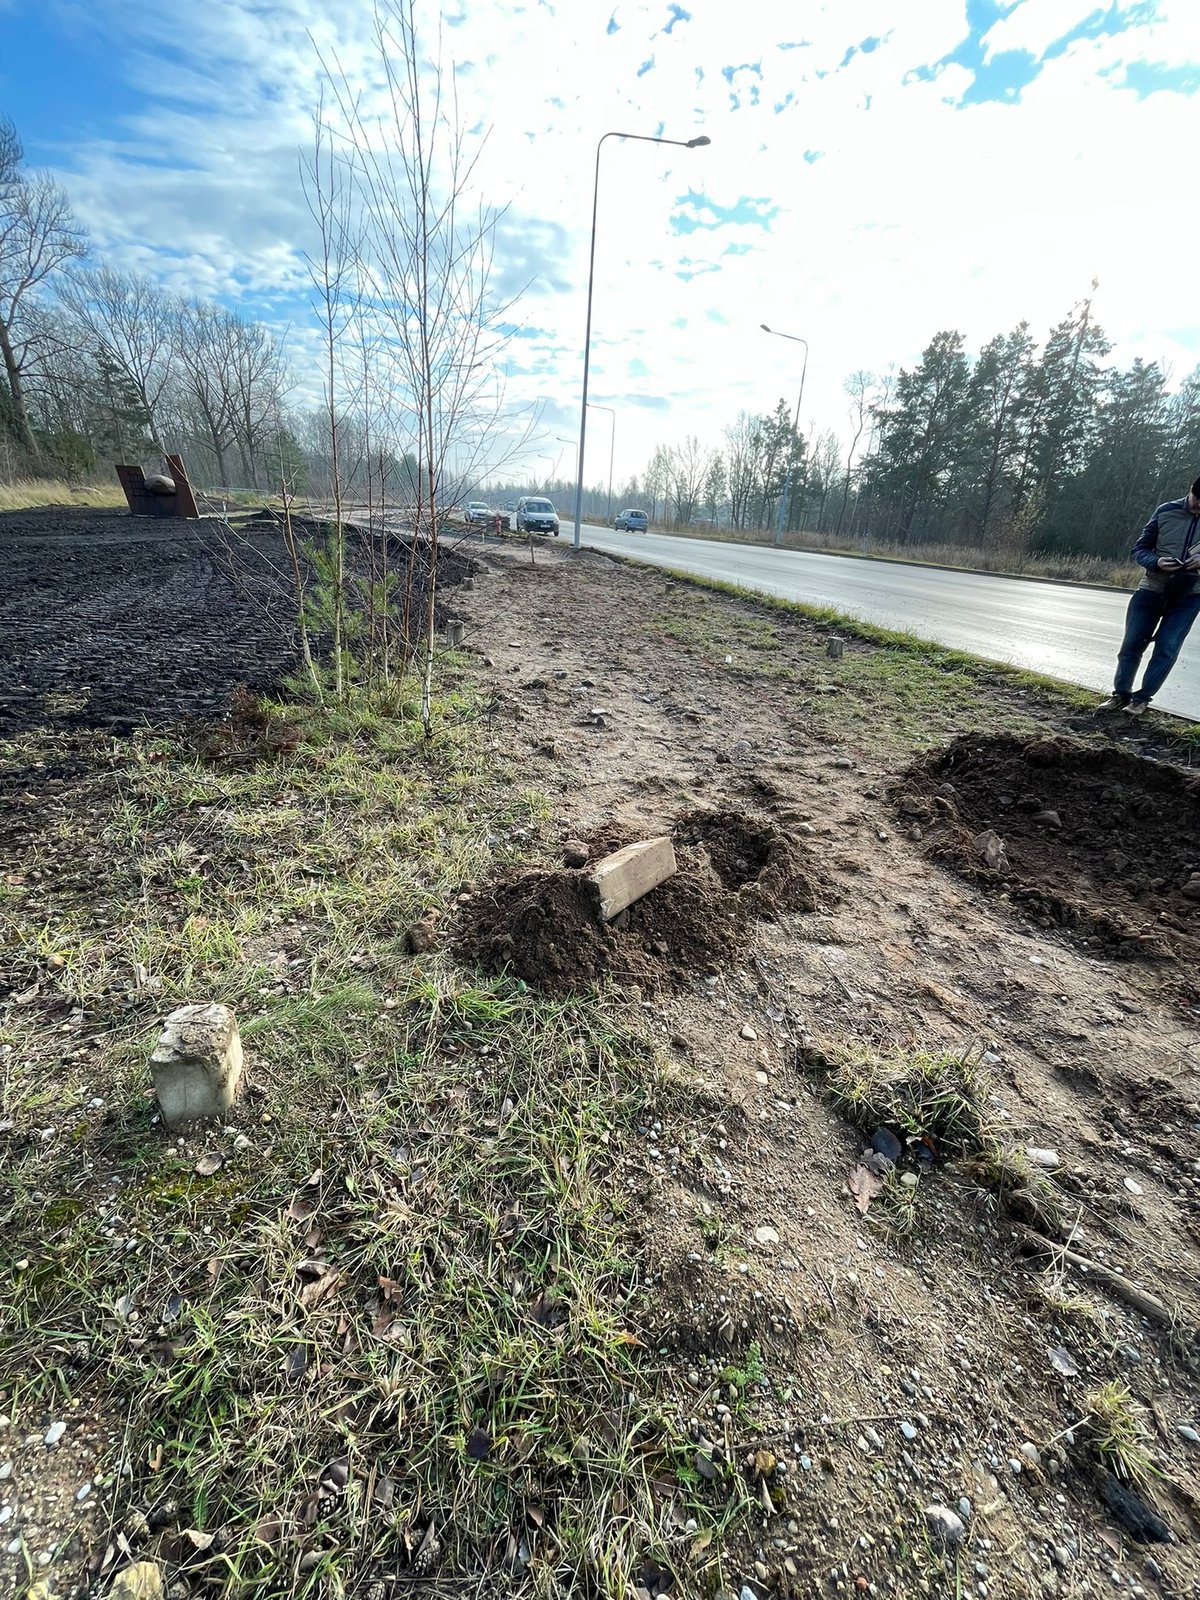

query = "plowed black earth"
[
  {"left": 897, "top": 733, "right": 1200, "bottom": 955},
  {"left": 0, "top": 506, "right": 469, "bottom": 733},
  {"left": 459, "top": 810, "right": 822, "bottom": 992}
]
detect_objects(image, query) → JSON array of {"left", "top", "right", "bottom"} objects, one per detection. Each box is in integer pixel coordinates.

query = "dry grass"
[
  {"left": 807, "top": 1043, "right": 993, "bottom": 1158},
  {"left": 660, "top": 521, "right": 1129, "bottom": 588},
  {"left": 0, "top": 477, "right": 125, "bottom": 512}
]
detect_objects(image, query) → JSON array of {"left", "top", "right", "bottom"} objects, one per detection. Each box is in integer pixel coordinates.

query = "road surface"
[{"left": 575, "top": 524, "right": 1200, "bottom": 722}]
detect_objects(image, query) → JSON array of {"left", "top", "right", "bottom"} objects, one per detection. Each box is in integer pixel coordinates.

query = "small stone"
[
  {"left": 44, "top": 1421, "right": 66, "bottom": 1447},
  {"left": 406, "top": 916, "right": 439, "bottom": 954},
  {"left": 740, "top": 1023, "right": 758, "bottom": 1041},
  {"left": 924, "top": 1505, "right": 965, "bottom": 1548},
  {"left": 899, "top": 1171, "right": 919, "bottom": 1188},
  {"left": 1181, "top": 873, "right": 1200, "bottom": 900},
  {"left": 562, "top": 839, "right": 589, "bottom": 868},
  {"left": 76, "top": 1482, "right": 93, "bottom": 1501},
  {"left": 972, "top": 829, "right": 1008, "bottom": 871},
  {"left": 1026, "top": 1147, "right": 1060, "bottom": 1169},
  {"left": 1051, "top": 1547, "right": 1073, "bottom": 1570},
  {"left": 958, "top": 1497, "right": 972, "bottom": 1519},
  {"left": 755, "top": 1071, "right": 769, "bottom": 1086},
  {"left": 755, "top": 1225, "right": 780, "bottom": 1246},
  {"left": 1177, "top": 1424, "right": 1200, "bottom": 1444},
  {"left": 754, "top": 1563, "right": 770, "bottom": 1582},
  {"left": 870, "top": 1126, "right": 902, "bottom": 1162},
  {"left": 900, "top": 1422, "right": 918, "bottom": 1441},
  {"left": 1123, "top": 1176, "right": 1144, "bottom": 1195},
  {"left": 1018, "top": 1442, "right": 1041, "bottom": 1469},
  {"left": 150, "top": 1003, "right": 243, "bottom": 1129},
  {"left": 1033, "top": 810, "right": 1062, "bottom": 828}
]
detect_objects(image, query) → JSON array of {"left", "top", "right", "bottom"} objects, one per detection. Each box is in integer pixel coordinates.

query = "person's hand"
[
  {"left": 1157, "top": 555, "right": 1183, "bottom": 570},
  {"left": 1185, "top": 555, "right": 1200, "bottom": 571}
]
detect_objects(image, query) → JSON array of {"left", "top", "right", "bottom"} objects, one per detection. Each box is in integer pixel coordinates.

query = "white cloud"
[{"left": 22, "top": 0, "right": 1200, "bottom": 484}]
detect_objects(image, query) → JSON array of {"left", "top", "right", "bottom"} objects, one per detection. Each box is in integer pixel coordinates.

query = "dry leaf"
[
  {"left": 1048, "top": 1345, "right": 1079, "bottom": 1378},
  {"left": 467, "top": 1426, "right": 492, "bottom": 1461},
  {"left": 194, "top": 1153, "right": 224, "bottom": 1177},
  {"left": 299, "top": 1267, "right": 347, "bottom": 1312},
  {"left": 611, "top": 1330, "right": 644, "bottom": 1348},
  {"left": 1097, "top": 1527, "right": 1122, "bottom": 1557},
  {"left": 287, "top": 1193, "right": 316, "bottom": 1223},
  {"left": 182, "top": 1529, "right": 214, "bottom": 1551},
  {"left": 848, "top": 1162, "right": 884, "bottom": 1214},
  {"left": 284, "top": 1344, "right": 309, "bottom": 1382}
]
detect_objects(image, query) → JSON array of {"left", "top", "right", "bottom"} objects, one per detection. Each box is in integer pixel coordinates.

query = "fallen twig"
[{"left": 1012, "top": 1224, "right": 1179, "bottom": 1329}]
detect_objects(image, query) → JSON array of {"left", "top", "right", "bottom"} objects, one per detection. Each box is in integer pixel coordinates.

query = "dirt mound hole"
[
  {"left": 895, "top": 733, "right": 1200, "bottom": 956},
  {"left": 457, "top": 810, "right": 820, "bottom": 992}
]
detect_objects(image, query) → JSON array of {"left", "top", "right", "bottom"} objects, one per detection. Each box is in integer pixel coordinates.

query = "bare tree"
[
  {"left": 0, "top": 118, "right": 88, "bottom": 460},
  {"left": 58, "top": 266, "right": 176, "bottom": 447},
  {"left": 669, "top": 433, "right": 711, "bottom": 524},
  {"left": 836, "top": 370, "right": 874, "bottom": 535},
  {"left": 315, "top": 0, "right": 533, "bottom": 729}
]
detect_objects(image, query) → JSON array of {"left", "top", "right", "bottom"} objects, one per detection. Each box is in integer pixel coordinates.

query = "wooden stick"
[{"left": 1012, "top": 1225, "right": 1178, "bottom": 1328}]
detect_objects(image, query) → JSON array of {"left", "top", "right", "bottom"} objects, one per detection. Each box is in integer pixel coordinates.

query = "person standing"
[{"left": 1099, "top": 477, "right": 1200, "bottom": 715}]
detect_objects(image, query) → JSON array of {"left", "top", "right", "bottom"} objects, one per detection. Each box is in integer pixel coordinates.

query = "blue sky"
[{"left": 2, "top": 0, "right": 1198, "bottom": 478}]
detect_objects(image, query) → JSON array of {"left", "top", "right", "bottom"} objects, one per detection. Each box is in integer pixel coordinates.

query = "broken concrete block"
[
  {"left": 589, "top": 836, "right": 677, "bottom": 921},
  {"left": 151, "top": 1003, "right": 243, "bottom": 1128},
  {"left": 826, "top": 636, "right": 844, "bottom": 659}
]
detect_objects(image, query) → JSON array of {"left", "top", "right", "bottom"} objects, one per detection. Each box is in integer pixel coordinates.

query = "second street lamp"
[
  {"left": 587, "top": 402, "right": 616, "bottom": 523},
  {"left": 761, "top": 322, "right": 809, "bottom": 549},
  {"left": 573, "top": 130, "right": 711, "bottom": 549}
]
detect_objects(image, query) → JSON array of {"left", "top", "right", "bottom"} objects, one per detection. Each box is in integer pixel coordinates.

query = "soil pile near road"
[
  {"left": 459, "top": 809, "right": 821, "bottom": 991},
  {"left": 0, "top": 505, "right": 473, "bottom": 734},
  {"left": 897, "top": 732, "right": 1200, "bottom": 953}
]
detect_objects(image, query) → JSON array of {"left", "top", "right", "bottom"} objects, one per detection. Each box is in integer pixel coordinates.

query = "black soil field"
[
  {"left": 897, "top": 732, "right": 1200, "bottom": 955},
  {"left": 0, "top": 506, "right": 472, "bottom": 734}
]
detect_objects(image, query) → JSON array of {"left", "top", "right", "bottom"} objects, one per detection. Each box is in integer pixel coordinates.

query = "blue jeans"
[{"left": 1114, "top": 586, "right": 1200, "bottom": 702}]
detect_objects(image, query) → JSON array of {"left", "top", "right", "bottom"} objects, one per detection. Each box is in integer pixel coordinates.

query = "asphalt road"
[{"left": 575, "top": 524, "right": 1200, "bottom": 721}]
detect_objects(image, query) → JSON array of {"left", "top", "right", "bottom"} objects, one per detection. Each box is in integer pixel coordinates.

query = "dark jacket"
[{"left": 1133, "top": 498, "right": 1200, "bottom": 595}]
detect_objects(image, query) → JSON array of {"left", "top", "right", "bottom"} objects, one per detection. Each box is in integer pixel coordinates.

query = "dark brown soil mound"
[
  {"left": 458, "top": 809, "right": 820, "bottom": 992},
  {"left": 895, "top": 733, "right": 1200, "bottom": 955}
]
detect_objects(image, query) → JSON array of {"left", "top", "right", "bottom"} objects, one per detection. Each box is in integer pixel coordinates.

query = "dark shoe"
[
  {"left": 1124, "top": 700, "right": 1150, "bottom": 717},
  {"left": 1096, "top": 695, "right": 1128, "bottom": 712}
]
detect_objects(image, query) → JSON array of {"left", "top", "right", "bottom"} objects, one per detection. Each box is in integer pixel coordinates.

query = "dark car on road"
[
  {"left": 516, "top": 497, "right": 560, "bottom": 536},
  {"left": 615, "top": 508, "right": 649, "bottom": 532}
]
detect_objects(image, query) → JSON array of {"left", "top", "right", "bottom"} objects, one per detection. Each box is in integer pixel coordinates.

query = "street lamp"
[
  {"left": 760, "top": 323, "right": 809, "bottom": 549},
  {"left": 573, "top": 130, "right": 712, "bottom": 549},
  {"left": 587, "top": 402, "right": 616, "bottom": 523},
  {"left": 556, "top": 437, "right": 579, "bottom": 501}
]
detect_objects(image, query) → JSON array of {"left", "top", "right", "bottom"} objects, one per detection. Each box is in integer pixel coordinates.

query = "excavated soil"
[
  {"left": 896, "top": 733, "right": 1200, "bottom": 955},
  {"left": 458, "top": 810, "right": 821, "bottom": 992},
  {"left": 0, "top": 505, "right": 472, "bottom": 733}
]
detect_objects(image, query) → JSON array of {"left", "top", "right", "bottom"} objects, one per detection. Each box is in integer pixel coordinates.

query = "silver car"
[
  {"left": 615, "top": 508, "right": 649, "bottom": 533},
  {"left": 516, "top": 497, "right": 560, "bottom": 536}
]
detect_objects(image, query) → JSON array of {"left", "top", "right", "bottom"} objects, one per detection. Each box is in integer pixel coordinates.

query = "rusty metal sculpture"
[{"left": 115, "top": 453, "right": 200, "bottom": 519}]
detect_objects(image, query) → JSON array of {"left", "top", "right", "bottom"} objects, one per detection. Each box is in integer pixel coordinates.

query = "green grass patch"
[
  {"left": 805, "top": 1043, "right": 993, "bottom": 1157},
  {"left": 0, "top": 683, "right": 748, "bottom": 1596}
]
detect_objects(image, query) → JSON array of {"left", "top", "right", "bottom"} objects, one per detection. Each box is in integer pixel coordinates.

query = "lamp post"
[
  {"left": 587, "top": 402, "right": 616, "bottom": 523},
  {"left": 573, "top": 130, "right": 711, "bottom": 549},
  {"left": 760, "top": 323, "right": 808, "bottom": 548},
  {"left": 556, "top": 437, "right": 579, "bottom": 504}
]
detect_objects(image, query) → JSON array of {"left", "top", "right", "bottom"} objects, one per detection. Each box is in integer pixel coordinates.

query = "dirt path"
[{"left": 450, "top": 541, "right": 1200, "bottom": 1596}]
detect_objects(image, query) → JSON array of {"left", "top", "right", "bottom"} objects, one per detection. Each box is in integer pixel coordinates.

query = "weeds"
[
  {"left": 1084, "top": 1382, "right": 1159, "bottom": 1487},
  {"left": 961, "top": 1141, "right": 1066, "bottom": 1235},
  {"left": 810, "top": 1044, "right": 993, "bottom": 1157}
]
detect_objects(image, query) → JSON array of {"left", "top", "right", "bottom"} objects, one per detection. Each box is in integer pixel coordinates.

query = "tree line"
[{"left": 635, "top": 294, "right": 1200, "bottom": 558}]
